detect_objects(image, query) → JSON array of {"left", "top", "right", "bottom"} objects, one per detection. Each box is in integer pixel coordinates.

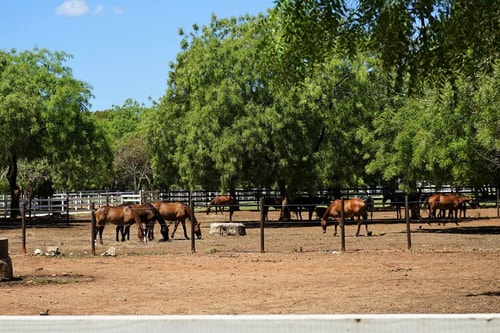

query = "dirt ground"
[{"left": 0, "top": 206, "right": 499, "bottom": 315}]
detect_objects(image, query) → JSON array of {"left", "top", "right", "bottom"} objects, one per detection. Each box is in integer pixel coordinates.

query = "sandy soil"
[{"left": 0, "top": 206, "right": 498, "bottom": 315}]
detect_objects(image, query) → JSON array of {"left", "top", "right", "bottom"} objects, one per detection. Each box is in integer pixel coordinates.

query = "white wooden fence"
[{"left": 0, "top": 314, "right": 498, "bottom": 333}]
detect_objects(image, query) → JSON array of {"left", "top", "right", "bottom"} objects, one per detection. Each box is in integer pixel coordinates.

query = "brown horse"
[
  {"left": 206, "top": 195, "right": 238, "bottom": 221},
  {"left": 152, "top": 201, "right": 202, "bottom": 239},
  {"left": 94, "top": 205, "right": 144, "bottom": 245},
  {"left": 426, "top": 194, "right": 476, "bottom": 224},
  {"left": 118, "top": 203, "right": 169, "bottom": 242},
  {"left": 320, "top": 198, "right": 369, "bottom": 236}
]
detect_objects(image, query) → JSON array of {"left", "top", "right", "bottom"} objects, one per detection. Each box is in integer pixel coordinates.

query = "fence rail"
[{"left": 1, "top": 314, "right": 499, "bottom": 333}]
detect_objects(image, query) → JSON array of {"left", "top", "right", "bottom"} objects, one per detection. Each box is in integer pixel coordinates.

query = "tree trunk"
[{"left": 6, "top": 154, "right": 21, "bottom": 219}]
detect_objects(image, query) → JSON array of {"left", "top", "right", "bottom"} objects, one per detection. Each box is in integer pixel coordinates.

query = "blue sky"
[{"left": 0, "top": 1, "right": 275, "bottom": 111}]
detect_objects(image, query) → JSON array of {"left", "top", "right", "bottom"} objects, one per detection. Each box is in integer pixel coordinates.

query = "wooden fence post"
[
  {"left": 21, "top": 202, "right": 26, "bottom": 255},
  {"left": 340, "top": 198, "right": 346, "bottom": 252},
  {"left": 190, "top": 193, "right": 195, "bottom": 253},
  {"left": 260, "top": 198, "right": 265, "bottom": 253},
  {"left": 91, "top": 203, "right": 96, "bottom": 256},
  {"left": 405, "top": 195, "right": 412, "bottom": 250}
]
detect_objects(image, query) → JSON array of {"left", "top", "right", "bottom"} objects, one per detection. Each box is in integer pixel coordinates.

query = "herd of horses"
[
  {"left": 93, "top": 192, "right": 478, "bottom": 244},
  {"left": 93, "top": 202, "right": 201, "bottom": 245}
]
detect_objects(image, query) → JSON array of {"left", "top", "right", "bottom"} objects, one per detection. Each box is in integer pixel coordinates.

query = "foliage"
[
  {"left": 0, "top": 48, "right": 111, "bottom": 204},
  {"left": 3, "top": 1, "right": 497, "bottom": 199},
  {"left": 275, "top": 0, "right": 500, "bottom": 189},
  {"left": 151, "top": 13, "right": 379, "bottom": 196},
  {"left": 94, "top": 99, "right": 156, "bottom": 190}
]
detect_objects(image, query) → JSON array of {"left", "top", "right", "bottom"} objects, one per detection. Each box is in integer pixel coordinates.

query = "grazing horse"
[
  {"left": 152, "top": 201, "right": 202, "bottom": 239},
  {"left": 118, "top": 203, "right": 169, "bottom": 242},
  {"left": 426, "top": 194, "right": 476, "bottom": 224},
  {"left": 206, "top": 195, "right": 238, "bottom": 221},
  {"left": 94, "top": 205, "right": 144, "bottom": 245},
  {"left": 286, "top": 196, "right": 330, "bottom": 221},
  {"left": 382, "top": 192, "right": 405, "bottom": 219},
  {"left": 261, "top": 197, "right": 282, "bottom": 221},
  {"left": 320, "top": 198, "right": 369, "bottom": 236}
]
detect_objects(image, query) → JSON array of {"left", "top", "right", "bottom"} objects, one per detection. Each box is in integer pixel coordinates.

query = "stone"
[
  {"left": 209, "top": 223, "right": 246, "bottom": 236},
  {"left": 101, "top": 247, "right": 117, "bottom": 256}
]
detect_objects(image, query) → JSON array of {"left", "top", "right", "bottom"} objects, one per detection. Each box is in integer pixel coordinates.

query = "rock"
[
  {"left": 209, "top": 223, "right": 246, "bottom": 236},
  {"left": 101, "top": 247, "right": 117, "bottom": 256},
  {"left": 46, "top": 246, "right": 61, "bottom": 256}
]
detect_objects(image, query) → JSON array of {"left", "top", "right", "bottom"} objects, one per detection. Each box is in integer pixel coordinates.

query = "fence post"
[
  {"left": 21, "top": 201, "right": 26, "bottom": 255},
  {"left": 260, "top": 198, "right": 265, "bottom": 253},
  {"left": 190, "top": 193, "right": 196, "bottom": 253},
  {"left": 340, "top": 198, "right": 346, "bottom": 252},
  {"left": 405, "top": 195, "right": 412, "bottom": 250},
  {"left": 65, "top": 195, "right": 70, "bottom": 226},
  {"left": 497, "top": 187, "right": 499, "bottom": 218},
  {"left": 91, "top": 203, "right": 96, "bottom": 256}
]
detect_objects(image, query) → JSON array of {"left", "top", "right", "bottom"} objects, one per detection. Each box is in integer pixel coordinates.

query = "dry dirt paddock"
[{"left": 0, "top": 207, "right": 499, "bottom": 315}]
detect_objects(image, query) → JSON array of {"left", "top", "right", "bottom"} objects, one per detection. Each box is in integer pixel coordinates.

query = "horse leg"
[
  {"left": 297, "top": 207, "right": 303, "bottom": 221},
  {"left": 116, "top": 226, "right": 122, "bottom": 242},
  {"left": 308, "top": 207, "right": 314, "bottom": 221},
  {"left": 355, "top": 217, "right": 361, "bottom": 236},
  {"left": 182, "top": 221, "right": 189, "bottom": 239},
  {"left": 124, "top": 224, "right": 130, "bottom": 240},
  {"left": 98, "top": 226, "right": 105, "bottom": 245},
  {"left": 453, "top": 208, "right": 460, "bottom": 225},
  {"left": 355, "top": 215, "right": 370, "bottom": 236},
  {"left": 137, "top": 227, "right": 145, "bottom": 243},
  {"left": 147, "top": 224, "right": 155, "bottom": 241},
  {"left": 171, "top": 221, "right": 180, "bottom": 239}
]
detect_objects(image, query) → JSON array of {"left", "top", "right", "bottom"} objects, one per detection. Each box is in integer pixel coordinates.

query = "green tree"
[
  {"left": 94, "top": 99, "right": 156, "bottom": 190},
  {"left": 0, "top": 48, "right": 111, "bottom": 217},
  {"left": 152, "top": 12, "right": 381, "bottom": 198},
  {"left": 154, "top": 15, "right": 278, "bottom": 192},
  {"left": 276, "top": 0, "right": 500, "bottom": 190}
]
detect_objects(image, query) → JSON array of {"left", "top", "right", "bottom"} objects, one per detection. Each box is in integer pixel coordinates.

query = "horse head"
[
  {"left": 159, "top": 224, "right": 170, "bottom": 241},
  {"left": 320, "top": 218, "right": 328, "bottom": 233},
  {"left": 194, "top": 221, "right": 202, "bottom": 239}
]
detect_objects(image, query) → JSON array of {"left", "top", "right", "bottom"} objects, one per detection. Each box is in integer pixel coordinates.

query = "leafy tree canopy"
[{"left": 0, "top": 48, "right": 111, "bottom": 215}]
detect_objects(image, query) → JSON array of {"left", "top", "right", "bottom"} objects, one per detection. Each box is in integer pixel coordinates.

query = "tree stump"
[{"left": 0, "top": 238, "right": 13, "bottom": 280}]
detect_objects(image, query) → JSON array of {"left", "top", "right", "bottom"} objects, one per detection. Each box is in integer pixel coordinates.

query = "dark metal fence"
[{"left": 0, "top": 185, "right": 497, "bottom": 220}]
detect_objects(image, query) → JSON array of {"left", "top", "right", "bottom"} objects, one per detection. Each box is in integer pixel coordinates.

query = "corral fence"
[
  {"left": 0, "top": 185, "right": 498, "bottom": 221},
  {"left": 0, "top": 314, "right": 499, "bottom": 333}
]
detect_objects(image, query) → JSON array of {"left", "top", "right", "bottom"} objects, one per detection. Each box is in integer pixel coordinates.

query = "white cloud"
[
  {"left": 55, "top": 0, "right": 89, "bottom": 17},
  {"left": 112, "top": 5, "right": 124, "bottom": 14},
  {"left": 94, "top": 5, "right": 104, "bottom": 15}
]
